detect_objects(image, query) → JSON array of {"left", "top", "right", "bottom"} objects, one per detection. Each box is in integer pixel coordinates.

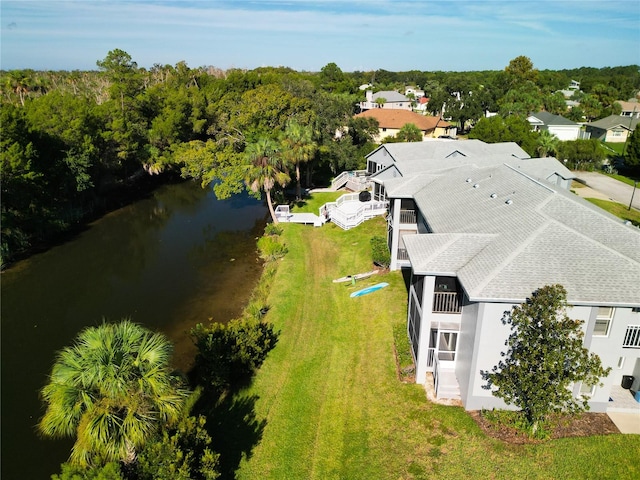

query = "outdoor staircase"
[{"left": 330, "top": 170, "right": 371, "bottom": 191}]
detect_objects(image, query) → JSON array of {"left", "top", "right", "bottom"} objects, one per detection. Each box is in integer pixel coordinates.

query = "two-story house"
[
  {"left": 355, "top": 109, "right": 455, "bottom": 144},
  {"left": 367, "top": 140, "right": 640, "bottom": 414},
  {"left": 359, "top": 90, "right": 412, "bottom": 111}
]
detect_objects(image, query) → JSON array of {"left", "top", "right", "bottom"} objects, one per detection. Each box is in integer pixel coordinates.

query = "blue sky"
[{"left": 1, "top": 0, "right": 639, "bottom": 72}]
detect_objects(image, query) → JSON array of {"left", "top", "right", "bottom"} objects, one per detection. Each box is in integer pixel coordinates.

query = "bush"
[
  {"left": 257, "top": 235, "right": 287, "bottom": 261},
  {"left": 370, "top": 235, "right": 390, "bottom": 268},
  {"left": 264, "top": 223, "right": 283, "bottom": 236},
  {"left": 191, "top": 319, "right": 279, "bottom": 394}
]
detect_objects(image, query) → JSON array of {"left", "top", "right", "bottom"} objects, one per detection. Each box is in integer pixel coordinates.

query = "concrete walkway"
[{"left": 574, "top": 171, "right": 640, "bottom": 211}]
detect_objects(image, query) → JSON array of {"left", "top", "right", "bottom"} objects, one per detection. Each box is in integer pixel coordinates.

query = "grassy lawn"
[
  {"left": 585, "top": 198, "right": 640, "bottom": 226},
  {"left": 602, "top": 172, "right": 640, "bottom": 187},
  {"left": 603, "top": 142, "right": 626, "bottom": 156},
  {"left": 234, "top": 213, "right": 640, "bottom": 479}
]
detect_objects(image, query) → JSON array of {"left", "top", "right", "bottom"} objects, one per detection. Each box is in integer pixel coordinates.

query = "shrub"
[
  {"left": 370, "top": 235, "right": 390, "bottom": 268},
  {"left": 191, "top": 319, "right": 279, "bottom": 394},
  {"left": 257, "top": 235, "right": 288, "bottom": 261},
  {"left": 264, "top": 223, "right": 283, "bottom": 236}
]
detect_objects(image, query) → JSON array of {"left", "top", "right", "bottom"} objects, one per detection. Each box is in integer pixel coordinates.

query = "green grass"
[
  {"left": 585, "top": 198, "right": 640, "bottom": 226},
  {"left": 233, "top": 213, "right": 640, "bottom": 480},
  {"left": 603, "top": 142, "right": 626, "bottom": 156},
  {"left": 602, "top": 172, "right": 640, "bottom": 187},
  {"left": 292, "top": 191, "right": 343, "bottom": 213}
]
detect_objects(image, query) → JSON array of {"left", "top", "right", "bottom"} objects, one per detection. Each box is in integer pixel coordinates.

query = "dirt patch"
[{"left": 470, "top": 410, "right": 620, "bottom": 444}]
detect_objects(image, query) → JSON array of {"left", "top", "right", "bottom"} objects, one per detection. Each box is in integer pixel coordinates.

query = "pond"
[{"left": 0, "top": 180, "right": 268, "bottom": 478}]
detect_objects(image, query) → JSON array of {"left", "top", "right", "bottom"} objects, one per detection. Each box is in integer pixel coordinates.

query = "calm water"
[{"left": 1, "top": 180, "right": 268, "bottom": 479}]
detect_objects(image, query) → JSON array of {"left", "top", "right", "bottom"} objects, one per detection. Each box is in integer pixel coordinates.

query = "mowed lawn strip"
[{"left": 236, "top": 215, "right": 640, "bottom": 479}]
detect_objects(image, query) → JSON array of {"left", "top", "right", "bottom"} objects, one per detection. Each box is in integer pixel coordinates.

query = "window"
[
  {"left": 593, "top": 307, "right": 614, "bottom": 336},
  {"left": 623, "top": 325, "right": 640, "bottom": 348},
  {"left": 579, "top": 383, "right": 595, "bottom": 397}
]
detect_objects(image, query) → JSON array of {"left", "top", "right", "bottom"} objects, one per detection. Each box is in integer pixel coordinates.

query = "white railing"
[
  {"left": 433, "top": 292, "right": 462, "bottom": 314},
  {"left": 433, "top": 356, "right": 440, "bottom": 395},
  {"left": 623, "top": 325, "right": 640, "bottom": 348},
  {"left": 427, "top": 347, "right": 435, "bottom": 370},
  {"left": 320, "top": 193, "right": 388, "bottom": 230},
  {"left": 399, "top": 209, "right": 417, "bottom": 224},
  {"left": 331, "top": 170, "right": 369, "bottom": 191}
]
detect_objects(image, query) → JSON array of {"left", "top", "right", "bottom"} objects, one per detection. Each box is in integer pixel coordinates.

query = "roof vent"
[
  {"left": 465, "top": 178, "right": 472, "bottom": 183},
  {"left": 473, "top": 183, "right": 480, "bottom": 189},
  {"left": 505, "top": 199, "right": 513, "bottom": 205},
  {"left": 490, "top": 193, "right": 497, "bottom": 198}
]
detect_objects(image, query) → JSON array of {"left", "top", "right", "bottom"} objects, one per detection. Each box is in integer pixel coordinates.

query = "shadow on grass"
[{"left": 195, "top": 389, "right": 266, "bottom": 480}]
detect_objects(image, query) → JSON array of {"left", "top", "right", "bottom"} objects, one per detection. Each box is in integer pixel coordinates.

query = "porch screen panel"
[{"left": 408, "top": 296, "right": 422, "bottom": 359}]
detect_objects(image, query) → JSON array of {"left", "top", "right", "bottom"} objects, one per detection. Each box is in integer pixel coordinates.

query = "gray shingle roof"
[
  {"left": 586, "top": 114, "right": 639, "bottom": 131},
  {"left": 372, "top": 90, "right": 410, "bottom": 103},
  {"left": 401, "top": 164, "right": 640, "bottom": 306},
  {"left": 529, "top": 111, "right": 578, "bottom": 127}
]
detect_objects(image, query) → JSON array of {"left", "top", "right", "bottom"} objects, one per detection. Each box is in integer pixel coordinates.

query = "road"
[{"left": 574, "top": 171, "right": 640, "bottom": 211}]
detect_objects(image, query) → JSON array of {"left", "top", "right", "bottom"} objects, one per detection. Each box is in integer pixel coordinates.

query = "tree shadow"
[{"left": 195, "top": 390, "right": 266, "bottom": 480}]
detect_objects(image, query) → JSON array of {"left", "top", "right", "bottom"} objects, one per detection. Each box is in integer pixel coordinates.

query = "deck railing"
[
  {"left": 433, "top": 292, "right": 462, "bottom": 314},
  {"left": 331, "top": 170, "right": 369, "bottom": 191},
  {"left": 399, "top": 209, "right": 417, "bottom": 224},
  {"left": 397, "top": 248, "right": 410, "bottom": 261},
  {"left": 321, "top": 193, "right": 388, "bottom": 230}
]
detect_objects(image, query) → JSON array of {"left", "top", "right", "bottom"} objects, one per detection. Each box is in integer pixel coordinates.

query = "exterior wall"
[
  {"left": 459, "top": 301, "right": 514, "bottom": 411},
  {"left": 604, "top": 128, "right": 630, "bottom": 143},
  {"left": 455, "top": 301, "right": 640, "bottom": 412},
  {"left": 584, "top": 306, "right": 640, "bottom": 409},
  {"left": 366, "top": 148, "right": 395, "bottom": 174}
]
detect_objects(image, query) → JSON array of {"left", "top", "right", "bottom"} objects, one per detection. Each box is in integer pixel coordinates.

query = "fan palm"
[
  {"left": 38, "top": 320, "right": 189, "bottom": 467},
  {"left": 244, "top": 137, "right": 290, "bottom": 224},
  {"left": 280, "top": 121, "right": 317, "bottom": 200}
]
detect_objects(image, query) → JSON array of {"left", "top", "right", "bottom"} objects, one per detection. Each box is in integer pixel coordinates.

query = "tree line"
[{"left": 2, "top": 51, "right": 639, "bottom": 266}]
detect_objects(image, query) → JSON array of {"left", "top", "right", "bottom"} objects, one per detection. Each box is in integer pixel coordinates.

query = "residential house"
[
  {"left": 585, "top": 115, "right": 639, "bottom": 143},
  {"left": 527, "top": 111, "right": 582, "bottom": 141},
  {"left": 414, "top": 97, "right": 430, "bottom": 114},
  {"left": 355, "top": 109, "right": 455, "bottom": 143},
  {"left": 367, "top": 140, "right": 640, "bottom": 413},
  {"left": 405, "top": 87, "right": 425, "bottom": 99},
  {"left": 615, "top": 100, "right": 640, "bottom": 119},
  {"left": 359, "top": 90, "right": 412, "bottom": 111}
]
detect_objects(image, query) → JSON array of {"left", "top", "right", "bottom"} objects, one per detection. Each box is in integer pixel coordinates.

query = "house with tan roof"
[
  {"left": 366, "top": 139, "right": 640, "bottom": 414},
  {"left": 616, "top": 100, "right": 640, "bottom": 119},
  {"left": 354, "top": 109, "right": 455, "bottom": 143}
]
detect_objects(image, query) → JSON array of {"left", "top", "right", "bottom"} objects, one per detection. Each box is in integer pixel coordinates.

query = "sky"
[{"left": 1, "top": 0, "right": 639, "bottom": 73}]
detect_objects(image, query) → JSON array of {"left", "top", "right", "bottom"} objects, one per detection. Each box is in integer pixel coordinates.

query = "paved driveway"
[{"left": 575, "top": 171, "right": 640, "bottom": 211}]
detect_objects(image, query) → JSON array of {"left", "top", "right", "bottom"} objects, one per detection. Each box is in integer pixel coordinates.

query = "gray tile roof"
[
  {"left": 400, "top": 164, "right": 640, "bottom": 306},
  {"left": 529, "top": 111, "right": 578, "bottom": 127},
  {"left": 586, "top": 114, "right": 639, "bottom": 131},
  {"left": 372, "top": 90, "right": 410, "bottom": 103}
]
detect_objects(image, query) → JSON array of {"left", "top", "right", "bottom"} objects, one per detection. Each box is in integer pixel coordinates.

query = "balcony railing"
[
  {"left": 399, "top": 209, "right": 417, "bottom": 224},
  {"left": 433, "top": 292, "right": 462, "bottom": 314},
  {"left": 397, "top": 248, "right": 410, "bottom": 261}
]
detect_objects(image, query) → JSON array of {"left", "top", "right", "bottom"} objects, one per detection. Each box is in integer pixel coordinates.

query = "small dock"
[{"left": 275, "top": 206, "right": 324, "bottom": 227}]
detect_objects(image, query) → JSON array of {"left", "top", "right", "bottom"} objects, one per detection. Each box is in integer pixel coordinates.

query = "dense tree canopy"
[{"left": 1, "top": 50, "right": 638, "bottom": 267}]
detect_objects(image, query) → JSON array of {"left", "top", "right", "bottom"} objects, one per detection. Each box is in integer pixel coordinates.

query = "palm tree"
[
  {"left": 244, "top": 137, "right": 290, "bottom": 224},
  {"left": 536, "top": 129, "right": 559, "bottom": 158},
  {"left": 280, "top": 120, "right": 317, "bottom": 200},
  {"left": 38, "top": 320, "right": 189, "bottom": 467}
]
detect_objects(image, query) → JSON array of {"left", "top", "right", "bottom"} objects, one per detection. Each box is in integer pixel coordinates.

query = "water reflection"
[{"left": 0, "top": 180, "right": 267, "bottom": 478}]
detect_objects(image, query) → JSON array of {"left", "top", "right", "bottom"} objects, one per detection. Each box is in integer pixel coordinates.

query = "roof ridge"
[{"left": 466, "top": 219, "right": 553, "bottom": 298}]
